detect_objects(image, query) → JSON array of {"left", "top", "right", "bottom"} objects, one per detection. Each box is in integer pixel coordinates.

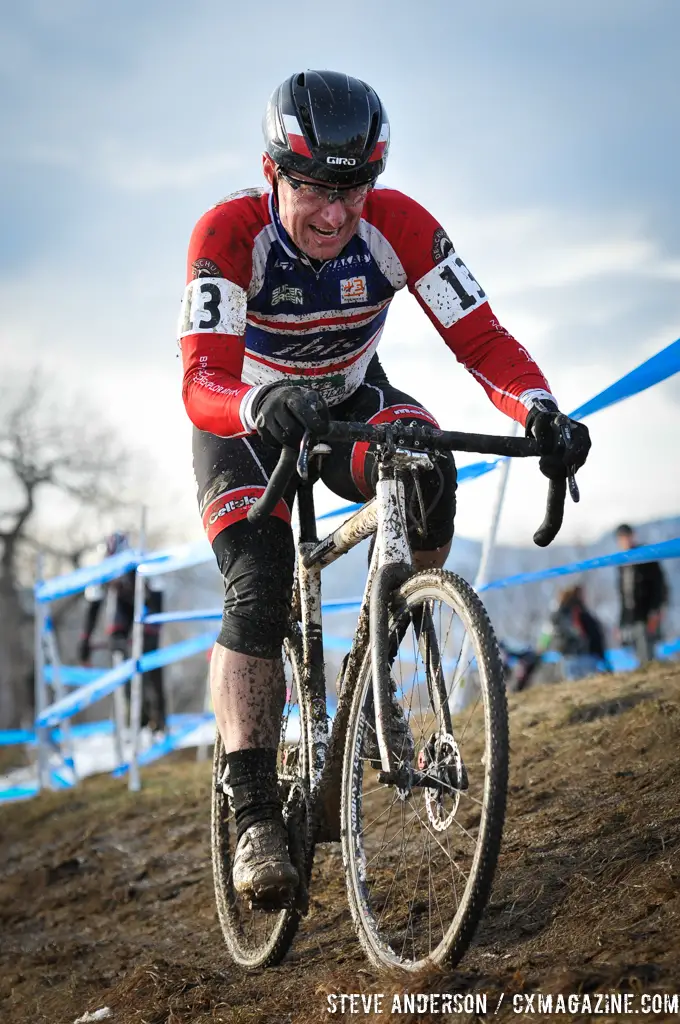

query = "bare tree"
[{"left": 0, "top": 373, "right": 136, "bottom": 728}]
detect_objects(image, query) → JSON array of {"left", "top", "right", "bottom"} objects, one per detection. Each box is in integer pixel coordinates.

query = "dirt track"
[{"left": 2, "top": 663, "right": 680, "bottom": 1024}]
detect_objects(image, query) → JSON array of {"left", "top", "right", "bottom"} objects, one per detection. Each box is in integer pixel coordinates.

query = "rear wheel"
[
  {"left": 341, "top": 569, "right": 508, "bottom": 972},
  {"left": 211, "top": 628, "right": 313, "bottom": 969}
]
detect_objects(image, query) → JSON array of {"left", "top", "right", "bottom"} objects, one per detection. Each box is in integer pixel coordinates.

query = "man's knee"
[{"left": 212, "top": 517, "right": 295, "bottom": 659}]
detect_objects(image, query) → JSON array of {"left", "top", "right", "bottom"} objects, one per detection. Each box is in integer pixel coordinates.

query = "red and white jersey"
[{"left": 179, "top": 186, "right": 555, "bottom": 437}]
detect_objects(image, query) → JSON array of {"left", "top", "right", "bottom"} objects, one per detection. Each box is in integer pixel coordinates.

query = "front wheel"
[{"left": 341, "top": 569, "right": 508, "bottom": 972}]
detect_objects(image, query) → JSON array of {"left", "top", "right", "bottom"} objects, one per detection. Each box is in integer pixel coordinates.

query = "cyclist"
[{"left": 178, "top": 70, "right": 591, "bottom": 907}]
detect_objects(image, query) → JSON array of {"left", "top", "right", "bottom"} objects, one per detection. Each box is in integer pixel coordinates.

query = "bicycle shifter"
[
  {"left": 297, "top": 431, "right": 314, "bottom": 481},
  {"left": 556, "top": 414, "right": 580, "bottom": 504}
]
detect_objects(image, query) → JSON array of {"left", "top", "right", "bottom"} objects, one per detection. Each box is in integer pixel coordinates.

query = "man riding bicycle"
[{"left": 179, "top": 70, "right": 591, "bottom": 908}]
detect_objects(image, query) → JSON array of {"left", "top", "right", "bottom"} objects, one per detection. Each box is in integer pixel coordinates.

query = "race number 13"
[
  {"left": 178, "top": 277, "right": 247, "bottom": 337},
  {"left": 416, "top": 252, "right": 486, "bottom": 328}
]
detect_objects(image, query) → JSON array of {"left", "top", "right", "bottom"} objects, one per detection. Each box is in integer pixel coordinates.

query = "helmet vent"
[
  {"left": 368, "top": 111, "right": 379, "bottom": 148},
  {"left": 296, "top": 72, "right": 306, "bottom": 87},
  {"left": 298, "top": 103, "right": 318, "bottom": 147}
]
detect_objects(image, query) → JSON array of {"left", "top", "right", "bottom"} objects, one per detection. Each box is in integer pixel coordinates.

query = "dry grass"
[
  {"left": 1, "top": 663, "right": 679, "bottom": 1022},
  {"left": 0, "top": 743, "right": 31, "bottom": 774}
]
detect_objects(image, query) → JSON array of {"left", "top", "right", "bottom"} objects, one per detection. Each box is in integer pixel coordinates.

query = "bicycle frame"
[
  {"left": 252, "top": 419, "right": 567, "bottom": 838},
  {"left": 293, "top": 446, "right": 434, "bottom": 837}
]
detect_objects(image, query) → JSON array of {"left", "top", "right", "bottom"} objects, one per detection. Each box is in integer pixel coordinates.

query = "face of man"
[
  {"left": 262, "top": 153, "right": 371, "bottom": 261},
  {"left": 616, "top": 530, "right": 635, "bottom": 551}
]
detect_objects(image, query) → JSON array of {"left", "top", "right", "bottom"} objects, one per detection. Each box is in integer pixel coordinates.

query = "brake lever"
[
  {"left": 555, "top": 413, "right": 580, "bottom": 503},
  {"left": 297, "top": 430, "right": 314, "bottom": 482}
]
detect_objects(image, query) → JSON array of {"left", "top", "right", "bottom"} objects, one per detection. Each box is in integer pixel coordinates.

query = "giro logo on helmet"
[{"left": 326, "top": 156, "right": 357, "bottom": 166}]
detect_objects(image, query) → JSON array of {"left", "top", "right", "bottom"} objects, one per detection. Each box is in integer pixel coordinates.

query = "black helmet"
[{"left": 263, "top": 70, "right": 389, "bottom": 187}]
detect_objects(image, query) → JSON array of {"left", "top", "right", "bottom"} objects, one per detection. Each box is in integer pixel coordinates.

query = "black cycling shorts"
[{"left": 192, "top": 358, "right": 457, "bottom": 657}]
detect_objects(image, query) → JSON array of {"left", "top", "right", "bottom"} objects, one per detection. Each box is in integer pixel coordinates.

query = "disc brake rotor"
[{"left": 419, "top": 732, "right": 464, "bottom": 831}]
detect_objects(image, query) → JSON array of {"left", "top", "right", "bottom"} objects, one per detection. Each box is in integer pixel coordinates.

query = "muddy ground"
[{"left": 1, "top": 662, "right": 680, "bottom": 1024}]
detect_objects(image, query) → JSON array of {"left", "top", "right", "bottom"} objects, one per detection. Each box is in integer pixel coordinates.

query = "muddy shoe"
[
  {"left": 232, "top": 820, "right": 299, "bottom": 908},
  {"left": 361, "top": 690, "right": 415, "bottom": 766}
]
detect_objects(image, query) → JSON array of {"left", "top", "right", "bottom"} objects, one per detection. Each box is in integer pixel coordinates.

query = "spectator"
[
  {"left": 615, "top": 523, "right": 669, "bottom": 665},
  {"left": 539, "top": 584, "right": 608, "bottom": 682},
  {"left": 79, "top": 532, "right": 167, "bottom": 734},
  {"left": 499, "top": 641, "right": 541, "bottom": 693}
]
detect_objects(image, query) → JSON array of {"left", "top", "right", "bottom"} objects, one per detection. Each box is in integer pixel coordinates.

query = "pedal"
[{"left": 247, "top": 889, "right": 294, "bottom": 914}]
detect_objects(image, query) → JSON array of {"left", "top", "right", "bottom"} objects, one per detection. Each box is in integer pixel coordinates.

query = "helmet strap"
[{"left": 271, "top": 170, "right": 281, "bottom": 209}]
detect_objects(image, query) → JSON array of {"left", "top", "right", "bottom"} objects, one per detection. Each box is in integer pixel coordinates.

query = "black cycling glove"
[
  {"left": 252, "top": 383, "right": 330, "bottom": 448},
  {"left": 525, "top": 400, "right": 591, "bottom": 481}
]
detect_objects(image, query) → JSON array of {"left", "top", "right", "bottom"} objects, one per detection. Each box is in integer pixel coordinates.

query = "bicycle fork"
[
  {"left": 297, "top": 550, "right": 328, "bottom": 792},
  {"left": 369, "top": 462, "right": 416, "bottom": 778},
  {"left": 370, "top": 453, "right": 455, "bottom": 781}
]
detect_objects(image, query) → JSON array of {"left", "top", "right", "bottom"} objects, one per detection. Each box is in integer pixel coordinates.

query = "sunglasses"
[{"left": 277, "top": 168, "right": 374, "bottom": 207}]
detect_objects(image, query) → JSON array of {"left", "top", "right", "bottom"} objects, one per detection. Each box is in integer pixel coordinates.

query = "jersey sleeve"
[
  {"left": 367, "top": 188, "right": 556, "bottom": 425},
  {"left": 178, "top": 197, "right": 267, "bottom": 437}
]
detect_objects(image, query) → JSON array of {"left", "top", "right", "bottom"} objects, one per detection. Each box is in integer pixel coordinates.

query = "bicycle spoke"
[
  {"left": 457, "top": 788, "right": 484, "bottom": 809},
  {"left": 372, "top": 806, "right": 420, "bottom": 914},
  {"left": 358, "top": 801, "right": 396, "bottom": 837},
  {"left": 361, "top": 782, "right": 400, "bottom": 799},
  {"left": 399, "top": 810, "right": 429, "bottom": 958},
  {"left": 427, "top": 830, "right": 448, "bottom": 951},
  {"left": 370, "top": 786, "right": 401, "bottom": 860},
  {"left": 410, "top": 802, "right": 471, "bottom": 884},
  {"left": 444, "top": 829, "right": 460, "bottom": 912},
  {"left": 364, "top": 807, "right": 419, "bottom": 873},
  {"left": 455, "top": 690, "right": 483, "bottom": 746},
  {"left": 449, "top": 815, "right": 479, "bottom": 846}
]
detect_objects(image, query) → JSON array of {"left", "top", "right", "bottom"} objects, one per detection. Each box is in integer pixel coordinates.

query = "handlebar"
[
  {"left": 249, "top": 445, "right": 298, "bottom": 523},
  {"left": 532, "top": 477, "right": 567, "bottom": 548},
  {"left": 326, "top": 421, "right": 539, "bottom": 456},
  {"left": 247, "top": 421, "right": 571, "bottom": 546}
]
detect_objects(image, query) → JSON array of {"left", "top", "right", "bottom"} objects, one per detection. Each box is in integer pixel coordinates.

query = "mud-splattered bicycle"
[{"left": 212, "top": 419, "right": 571, "bottom": 972}]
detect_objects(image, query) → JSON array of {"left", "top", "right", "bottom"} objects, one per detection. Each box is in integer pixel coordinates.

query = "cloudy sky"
[{"left": 2, "top": 0, "right": 679, "bottom": 552}]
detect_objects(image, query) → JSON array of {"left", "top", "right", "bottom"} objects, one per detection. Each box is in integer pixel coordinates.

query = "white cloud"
[
  {"left": 97, "top": 142, "right": 242, "bottom": 192},
  {"left": 10, "top": 140, "right": 242, "bottom": 191},
  {"left": 427, "top": 205, "right": 680, "bottom": 297}
]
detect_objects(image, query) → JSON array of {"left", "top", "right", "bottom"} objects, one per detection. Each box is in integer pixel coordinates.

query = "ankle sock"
[{"left": 225, "top": 747, "right": 282, "bottom": 841}]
